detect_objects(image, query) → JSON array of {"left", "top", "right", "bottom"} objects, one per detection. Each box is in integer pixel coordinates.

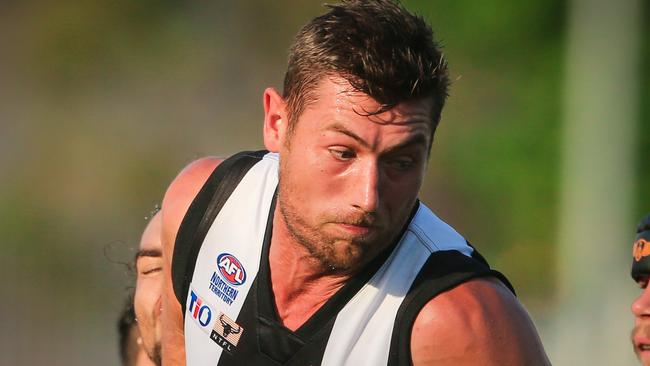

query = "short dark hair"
[{"left": 283, "top": 0, "right": 450, "bottom": 134}]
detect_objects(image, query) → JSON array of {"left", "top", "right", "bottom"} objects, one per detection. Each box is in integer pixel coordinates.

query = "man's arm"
[
  {"left": 160, "top": 157, "right": 223, "bottom": 365},
  {"left": 411, "top": 277, "right": 551, "bottom": 366}
]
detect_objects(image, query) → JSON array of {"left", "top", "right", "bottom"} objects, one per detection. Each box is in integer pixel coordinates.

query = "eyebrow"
[
  {"left": 135, "top": 249, "right": 162, "bottom": 261},
  {"left": 328, "top": 123, "right": 370, "bottom": 148},
  {"left": 382, "top": 133, "right": 429, "bottom": 156},
  {"left": 327, "top": 123, "right": 429, "bottom": 153}
]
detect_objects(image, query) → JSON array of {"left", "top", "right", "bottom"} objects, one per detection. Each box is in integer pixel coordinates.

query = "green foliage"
[{"left": 409, "top": 0, "right": 565, "bottom": 300}]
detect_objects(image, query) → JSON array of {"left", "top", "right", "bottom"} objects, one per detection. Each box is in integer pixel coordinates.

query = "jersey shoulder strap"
[
  {"left": 387, "top": 248, "right": 515, "bottom": 365},
  {"left": 172, "top": 150, "right": 268, "bottom": 310}
]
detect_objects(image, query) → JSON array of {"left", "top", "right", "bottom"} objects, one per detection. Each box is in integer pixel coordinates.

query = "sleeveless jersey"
[{"left": 172, "top": 150, "right": 513, "bottom": 366}]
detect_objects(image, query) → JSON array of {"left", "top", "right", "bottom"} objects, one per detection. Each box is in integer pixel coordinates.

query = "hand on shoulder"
[{"left": 411, "top": 277, "right": 551, "bottom": 366}]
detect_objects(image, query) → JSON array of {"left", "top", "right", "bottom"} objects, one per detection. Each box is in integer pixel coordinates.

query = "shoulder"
[
  {"left": 410, "top": 277, "right": 550, "bottom": 366},
  {"left": 161, "top": 157, "right": 224, "bottom": 251},
  {"left": 166, "top": 157, "right": 224, "bottom": 197},
  {"left": 163, "top": 156, "right": 223, "bottom": 212}
]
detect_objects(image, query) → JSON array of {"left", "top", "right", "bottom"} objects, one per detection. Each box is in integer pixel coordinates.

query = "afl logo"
[{"left": 217, "top": 253, "right": 247, "bottom": 286}]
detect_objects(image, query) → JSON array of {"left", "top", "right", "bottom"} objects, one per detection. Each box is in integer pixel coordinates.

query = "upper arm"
[
  {"left": 410, "top": 277, "right": 550, "bottom": 366},
  {"left": 159, "top": 156, "right": 223, "bottom": 364}
]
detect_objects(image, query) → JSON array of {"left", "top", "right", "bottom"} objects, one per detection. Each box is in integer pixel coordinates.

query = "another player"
[
  {"left": 631, "top": 213, "right": 650, "bottom": 365},
  {"left": 134, "top": 211, "right": 164, "bottom": 365}
]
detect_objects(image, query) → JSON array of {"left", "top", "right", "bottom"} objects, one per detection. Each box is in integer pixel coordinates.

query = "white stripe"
[{"left": 185, "top": 153, "right": 278, "bottom": 366}]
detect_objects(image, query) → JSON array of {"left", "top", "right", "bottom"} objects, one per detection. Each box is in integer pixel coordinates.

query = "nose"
[
  {"left": 351, "top": 159, "right": 380, "bottom": 213},
  {"left": 155, "top": 292, "right": 163, "bottom": 317},
  {"left": 632, "top": 286, "right": 650, "bottom": 319}
]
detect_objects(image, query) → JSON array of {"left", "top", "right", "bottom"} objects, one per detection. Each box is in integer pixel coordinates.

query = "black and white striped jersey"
[{"left": 172, "top": 150, "right": 513, "bottom": 366}]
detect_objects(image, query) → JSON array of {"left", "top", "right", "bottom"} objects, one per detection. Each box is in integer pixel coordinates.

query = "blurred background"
[{"left": 0, "top": 0, "right": 647, "bottom": 365}]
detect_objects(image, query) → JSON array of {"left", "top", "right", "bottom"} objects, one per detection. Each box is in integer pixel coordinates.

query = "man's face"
[
  {"left": 276, "top": 77, "right": 433, "bottom": 274},
  {"left": 134, "top": 212, "right": 163, "bottom": 365},
  {"left": 632, "top": 275, "right": 650, "bottom": 365}
]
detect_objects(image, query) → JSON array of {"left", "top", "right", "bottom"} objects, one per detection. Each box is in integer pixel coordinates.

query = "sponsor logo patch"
[
  {"left": 634, "top": 238, "right": 650, "bottom": 261},
  {"left": 210, "top": 312, "right": 244, "bottom": 354},
  {"left": 209, "top": 253, "right": 246, "bottom": 306},
  {"left": 217, "top": 253, "right": 247, "bottom": 286},
  {"left": 188, "top": 290, "right": 213, "bottom": 328}
]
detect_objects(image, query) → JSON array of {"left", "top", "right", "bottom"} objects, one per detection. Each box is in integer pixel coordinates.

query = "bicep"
[{"left": 410, "top": 277, "right": 550, "bottom": 366}]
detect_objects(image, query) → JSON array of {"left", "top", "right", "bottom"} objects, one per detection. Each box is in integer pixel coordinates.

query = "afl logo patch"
[{"left": 217, "top": 253, "right": 247, "bottom": 286}]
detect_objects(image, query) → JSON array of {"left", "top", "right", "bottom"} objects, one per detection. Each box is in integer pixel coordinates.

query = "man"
[
  {"left": 134, "top": 211, "right": 164, "bottom": 365},
  {"left": 631, "top": 213, "right": 650, "bottom": 365},
  {"left": 160, "top": 1, "right": 550, "bottom": 365}
]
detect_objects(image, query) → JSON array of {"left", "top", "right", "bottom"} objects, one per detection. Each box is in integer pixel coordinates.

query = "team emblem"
[
  {"left": 209, "top": 253, "right": 246, "bottom": 305},
  {"left": 210, "top": 312, "right": 244, "bottom": 354},
  {"left": 217, "top": 253, "right": 247, "bottom": 286}
]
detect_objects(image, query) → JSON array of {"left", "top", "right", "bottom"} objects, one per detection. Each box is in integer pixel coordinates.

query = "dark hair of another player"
[
  {"left": 637, "top": 214, "right": 650, "bottom": 234},
  {"left": 282, "top": 0, "right": 450, "bottom": 139}
]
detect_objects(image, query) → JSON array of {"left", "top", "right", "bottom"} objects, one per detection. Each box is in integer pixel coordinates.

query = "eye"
[
  {"left": 329, "top": 147, "right": 356, "bottom": 161},
  {"left": 142, "top": 266, "right": 162, "bottom": 275},
  {"left": 137, "top": 258, "right": 163, "bottom": 276},
  {"left": 387, "top": 156, "right": 417, "bottom": 171}
]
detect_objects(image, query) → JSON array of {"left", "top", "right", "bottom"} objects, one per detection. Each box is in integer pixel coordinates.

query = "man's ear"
[{"left": 263, "top": 88, "right": 288, "bottom": 152}]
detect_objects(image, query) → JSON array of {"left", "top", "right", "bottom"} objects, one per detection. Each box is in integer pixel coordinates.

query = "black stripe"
[{"left": 172, "top": 150, "right": 268, "bottom": 313}]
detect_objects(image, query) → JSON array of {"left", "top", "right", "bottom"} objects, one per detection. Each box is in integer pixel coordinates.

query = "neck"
[{"left": 268, "top": 206, "right": 350, "bottom": 331}]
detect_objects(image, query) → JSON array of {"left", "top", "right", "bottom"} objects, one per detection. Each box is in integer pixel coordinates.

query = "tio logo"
[
  {"left": 217, "top": 253, "right": 247, "bottom": 286},
  {"left": 188, "top": 290, "right": 212, "bottom": 327}
]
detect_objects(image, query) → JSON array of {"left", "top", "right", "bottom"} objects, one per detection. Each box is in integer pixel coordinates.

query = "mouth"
[
  {"left": 336, "top": 223, "right": 372, "bottom": 235},
  {"left": 634, "top": 336, "right": 650, "bottom": 358},
  {"left": 639, "top": 342, "right": 650, "bottom": 351}
]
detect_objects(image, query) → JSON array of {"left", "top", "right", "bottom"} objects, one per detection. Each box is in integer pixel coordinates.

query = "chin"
[{"left": 321, "top": 240, "right": 377, "bottom": 273}]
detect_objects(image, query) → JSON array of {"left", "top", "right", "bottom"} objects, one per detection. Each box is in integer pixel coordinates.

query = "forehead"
[
  {"left": 139, "top": 213, "right": 162, "bottom": 251},
  {"left": 300, "top": 77, "right": 434, "bottom": 135}
]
